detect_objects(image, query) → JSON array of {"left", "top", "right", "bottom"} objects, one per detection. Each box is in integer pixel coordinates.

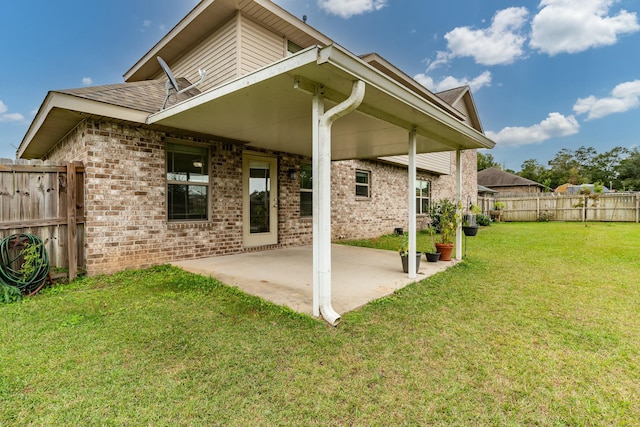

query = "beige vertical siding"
[
  {"left": 453, "top": 98, "right": 471, "bottom": 126},
  {"left": 239, "top": 15, "right": 285, "bottom": 75},
  {"left": 169, "top": 17, "right": 240, "bottom": 92}
]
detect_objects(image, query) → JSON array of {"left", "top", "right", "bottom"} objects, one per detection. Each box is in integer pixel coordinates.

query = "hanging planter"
[{"left": 463, "top": 225, "right": 479, "bottom": 236}]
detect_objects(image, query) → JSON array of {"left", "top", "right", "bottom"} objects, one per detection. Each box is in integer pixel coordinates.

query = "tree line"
[{"left": 478, "top": 146, "right": 640, "bottom": 191}]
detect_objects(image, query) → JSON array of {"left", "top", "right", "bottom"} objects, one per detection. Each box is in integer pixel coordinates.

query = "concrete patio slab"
[{"left": 172, "top": 245, "right": 457, "bottom": 317}]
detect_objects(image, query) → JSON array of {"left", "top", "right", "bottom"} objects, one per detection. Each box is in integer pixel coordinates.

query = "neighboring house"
[
  {"left": 18, "top": 0, "right": 494, "bottom": 319},
  {"left": 555, "top": 183, "right": 610, "bottom": 194},
  {"left": 478, "top": 168, "right": 544, "bottom": 194}
]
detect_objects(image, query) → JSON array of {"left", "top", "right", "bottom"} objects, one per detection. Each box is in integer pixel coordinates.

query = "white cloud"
[
  {"left": 486, "top": 113, "right": 580, "bottom": 147},
  {"left": 530, "top": 0, "right": 640, "bottom": 55},
  {"left": 318, "top": 0, "right": 387, "bottom": 19},
  {"left": 439, "top": 7, "right": 529, "bottom": 67},
  {"left": 0, "top": 100, "right": 24, "bottom": 123},
  {"left": 82, "top": 77, "right": 93, "bottom": 86},
  {"left": 574, "top": 79, "right": 640, "bottom": 120},
  {"left": 414, "top": 71, "right": 492, "bottom": 93}
]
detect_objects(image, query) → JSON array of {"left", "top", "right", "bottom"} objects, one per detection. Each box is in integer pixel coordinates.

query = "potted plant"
[
  {"left": 490, "top": 201, "right": 504, "bottom": 222},
  {"left": 430, "top": 199, "right": 462, "bottom": 261},
  {"left": 424, "top": 224, "right": 441, "bottom": 262},
  {"left": 398, "top": 233, "right": 421, "bottom": 273},
  {"left": 463, "top": 202, "right": 481, "bottom": 236}
]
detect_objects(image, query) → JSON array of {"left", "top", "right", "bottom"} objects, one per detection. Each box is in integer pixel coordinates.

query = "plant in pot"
[
  {"left": 463, "top": 202, "right": 481, "bottom": 236},
  {"left": 424, "top": 224, "right": 441, "bottom": 262},
  {"left": 490, "top": 201, "right": 504, "bottom": 222},
  {"left": 398, "top": 233, "right": 421, "bottom": 273},
  {"left": 430, "top": 199, "right": 462, "bottom": 261}
]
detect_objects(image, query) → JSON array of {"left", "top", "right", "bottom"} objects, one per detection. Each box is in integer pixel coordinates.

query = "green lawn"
[{"left": 1, "top": 222, "right": 639, "bottom": 425}]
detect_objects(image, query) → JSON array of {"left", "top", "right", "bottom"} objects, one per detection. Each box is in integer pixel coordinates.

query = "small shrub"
[
  {"left": 477, "top": 214, "right": 491, "bottom": 226},
  {"left": 537, "top": 211, "right": 554, "bottom": 222}
]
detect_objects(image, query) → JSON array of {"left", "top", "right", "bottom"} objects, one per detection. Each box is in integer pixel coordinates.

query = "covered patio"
[
  {"left": 172, "top": 244, "right": 456, "bottom": 316},
  {"left": 149, "top": 43, "right": 494, "bottom": 325}
]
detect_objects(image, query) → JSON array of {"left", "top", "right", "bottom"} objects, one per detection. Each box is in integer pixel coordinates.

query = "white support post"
[
  {"left": 311, "top": 90, "right": 323, "bottom": 318},
  {"left": 408, "top": 129, "right": 417, "bottom": 279},
  {"left": 455, "top": 149, "right": 463, "bottom": 260},
  {"left": 312, "top": 80, "right": 365, "bottom": 326}
]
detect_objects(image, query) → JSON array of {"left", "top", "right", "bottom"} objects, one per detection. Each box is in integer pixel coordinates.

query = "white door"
[{"left": 243, "top": 153, "right": 278, "bottom": 247}]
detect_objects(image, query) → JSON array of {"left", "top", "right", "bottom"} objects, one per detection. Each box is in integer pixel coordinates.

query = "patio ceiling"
[{"left": 148, "top": 45, "right": 495, "bottom": 160}]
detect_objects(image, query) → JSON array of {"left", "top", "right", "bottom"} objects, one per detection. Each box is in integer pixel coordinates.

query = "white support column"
[
  {"left": 311, "top": 90, "right": 323, "bottom": 318},
  {"left": 407, "top": 129, "right": 417, "bottom": 279},
  {"left": 455, "top": 149, "right": 463, "bottom": 260},
  {"left": 312, "top": 80, "right": 365, "bottom": 326}
]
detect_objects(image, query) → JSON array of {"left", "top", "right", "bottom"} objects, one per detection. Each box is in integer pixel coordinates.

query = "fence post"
[{"left": 66, "top": 162, "right": 77, "bottom": 281}]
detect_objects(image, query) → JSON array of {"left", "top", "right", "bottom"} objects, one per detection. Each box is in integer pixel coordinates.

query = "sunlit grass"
[{"left": 1, "top": 222, "right": 639, "bottom": 425}]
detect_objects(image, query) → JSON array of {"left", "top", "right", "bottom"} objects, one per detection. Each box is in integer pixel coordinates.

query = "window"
[
  {"left": 355, "top": 170, "right": 370, "bottom": 198},
  {"left": 166, "top": 143, "right": 209, "bottom": 221},
  {"left": 416, "top": 179, "right": 431, "bottom": 214},
  {"left": 300, "top": 163, "right": 312, "bottom": 217}
]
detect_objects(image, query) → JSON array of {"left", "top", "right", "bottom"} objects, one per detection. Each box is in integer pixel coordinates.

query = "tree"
[
  {"left": 477, "top": 152, "right": 500, "bottom": 171},
  {"left": 617, "top": 148, "right": 640, "bottom": 191},
  {"left": 519, "top": 159, "right": 549, "bottom": 187},
  {"left": 588, "top": 146, "right": 628, "bottom": 190}
]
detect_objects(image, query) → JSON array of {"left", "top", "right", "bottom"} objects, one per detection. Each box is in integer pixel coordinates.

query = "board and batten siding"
[
  {"left": 239, "top": 14, "right": 285, "bottom": 75},
  {"left": 379, "top": 152, "right": 453, "bottom": 175}
]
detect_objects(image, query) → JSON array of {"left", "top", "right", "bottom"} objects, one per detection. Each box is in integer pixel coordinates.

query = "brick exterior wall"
[{"left": 45, "top": 119, "right": 477, "bottom": 276}]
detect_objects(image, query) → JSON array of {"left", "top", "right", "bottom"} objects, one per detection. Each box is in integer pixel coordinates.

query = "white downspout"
[
  {"left": 455, "top": 149, "right": 463, "bottom": 260},
  {"left": 407, "top": 129, "right": 417, "bottom": 279},
  {"left": 314, "top": 80, "right": 366, "bottom": 326}
]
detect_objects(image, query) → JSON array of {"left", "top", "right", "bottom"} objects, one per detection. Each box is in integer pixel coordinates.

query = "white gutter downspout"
[
  {"left": 455, "top": 149, "right": 463, "bottom": 260},
  {"left": 313, "top": 80, "right": 366, "bottom": 326},
  {"left": 407, "top": 129, "right": 417, "bottom": 279}
]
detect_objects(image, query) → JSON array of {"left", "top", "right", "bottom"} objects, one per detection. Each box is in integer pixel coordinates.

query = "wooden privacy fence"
[
  {"left": 480, "top": 193, "right": 640, "bottom": 223},
  {"left": 0, "top": 160, "right": 84, "bottom": 281}
]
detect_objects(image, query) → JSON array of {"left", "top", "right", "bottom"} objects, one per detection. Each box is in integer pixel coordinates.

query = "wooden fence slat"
[{"left": 66, "top": 162, "right": 78, "bottom": 282}]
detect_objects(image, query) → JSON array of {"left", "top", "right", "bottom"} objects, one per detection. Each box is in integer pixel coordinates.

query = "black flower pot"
[
  {"left": 425, "top": 252, "right": 441, "bottom": 262},
  {"left": 400, "top": 252, "right": 422, "bottom": 273},
  {"left": 463, "top": 225, "right": 479, "bottom": 236}
]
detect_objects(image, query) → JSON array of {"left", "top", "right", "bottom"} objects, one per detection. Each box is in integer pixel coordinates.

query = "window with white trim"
[
  {"left": 416, "top": 179, "right": 431, "bottom": 214},
  {"left": 166, "top": 143, "right": 209, "bottom": 221},
  {"left": 355, "top": 170, "right": 371, "bottom": 198}
]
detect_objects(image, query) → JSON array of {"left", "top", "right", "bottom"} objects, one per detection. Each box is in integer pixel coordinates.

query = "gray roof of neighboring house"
[
  {"left": 478, "top": 184, "right": 498, "bottom": 194},
  {"left": 477, "top": 167, "right": 544, "bottom": 188},
  {"left": 58, "top": 77, "right": 200, "bottom": 113}
]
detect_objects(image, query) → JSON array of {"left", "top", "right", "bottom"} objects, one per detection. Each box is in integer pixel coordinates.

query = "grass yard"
[{"left": 1, "top": 222, "right": 639, "bottom": 425}]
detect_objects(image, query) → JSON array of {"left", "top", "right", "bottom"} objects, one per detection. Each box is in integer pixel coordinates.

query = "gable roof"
[
  {"left": 435, "top": 86, "right": 483, "bottom": 132},
  {"left": 18, "top": 0, "right": 495, "bottom": 160},
  {"left": 477, "top": 167, "right": 544, "bottom": 188},
  {"left": 124, "top": 0, "right": 332, "bottom": 83}
]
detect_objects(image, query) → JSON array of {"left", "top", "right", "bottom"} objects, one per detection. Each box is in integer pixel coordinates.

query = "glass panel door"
[
  {"left": 249, "top": 161, "right": 271, "bottom": 233},
  {"left": 243, "top": 154, "right": 278, "bottom": 247}
]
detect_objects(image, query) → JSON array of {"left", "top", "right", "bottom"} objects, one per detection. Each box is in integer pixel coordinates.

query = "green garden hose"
[{"left": 0, "top": 234, "right": 50, "bottom": 300}]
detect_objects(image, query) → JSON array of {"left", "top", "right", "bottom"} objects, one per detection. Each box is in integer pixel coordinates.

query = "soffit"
[{"left": 147, "top": 46, "right": 495, "bottom": 161}]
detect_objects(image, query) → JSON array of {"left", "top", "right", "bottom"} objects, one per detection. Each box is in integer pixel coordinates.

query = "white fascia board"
[
  {"left": 317, "top": 45, "right": 496, "bottom": 150},
  {"left": 18, "top": 92, "right": 149, "bottom": 158},
  {"left": 147, "top": 46, "right": 320, "bottom": 124}
]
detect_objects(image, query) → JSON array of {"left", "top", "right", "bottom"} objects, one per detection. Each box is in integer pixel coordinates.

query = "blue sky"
[{"left": 1, "top": 0, "right": 639, "bottom": 171}]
